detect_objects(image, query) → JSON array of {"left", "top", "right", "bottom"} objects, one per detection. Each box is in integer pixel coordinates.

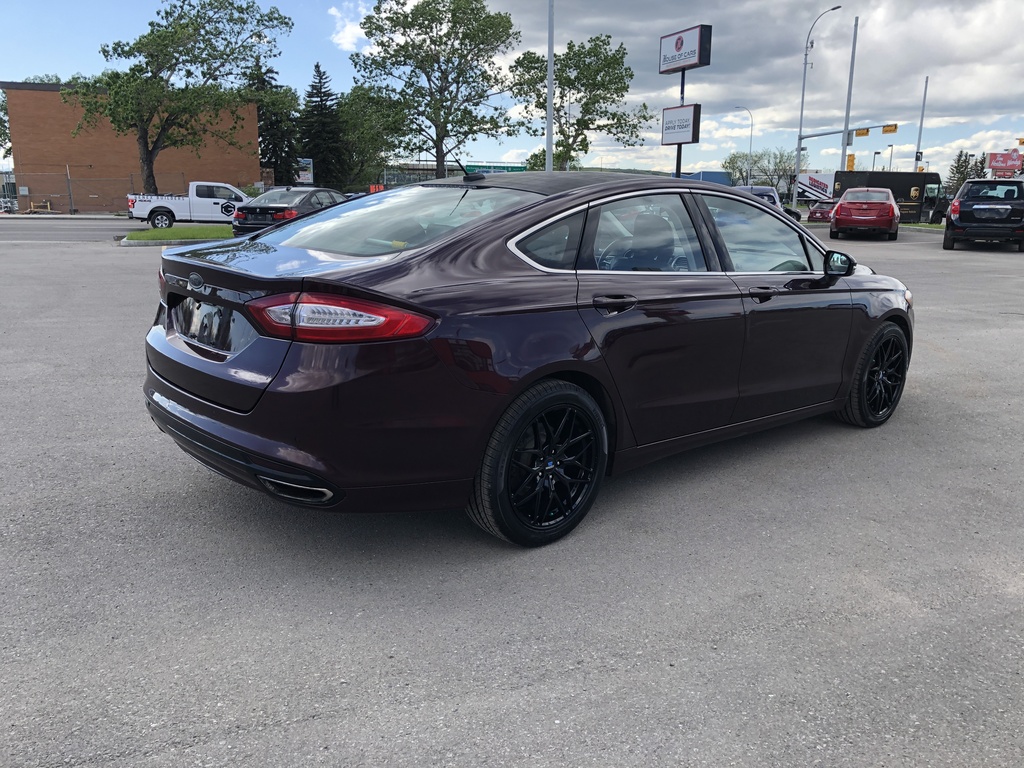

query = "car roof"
[{"left": 419, "top": 171, "right": 730, "bottom": 198}]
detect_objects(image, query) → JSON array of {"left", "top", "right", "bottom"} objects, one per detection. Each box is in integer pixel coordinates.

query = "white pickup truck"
[{"left": 127, "top": 181, "right": 250, "bottom": 229}]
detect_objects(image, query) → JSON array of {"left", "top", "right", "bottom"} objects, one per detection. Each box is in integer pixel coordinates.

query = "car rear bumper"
[
  {"left": 946, "top": 222, "right": 1024, "bottom": 242},
  {"left": 832, "top": 216, "right": 897, "bottom": 233},
  {"left": 143, "top": 352, "right": 487, "bottom": 513}
]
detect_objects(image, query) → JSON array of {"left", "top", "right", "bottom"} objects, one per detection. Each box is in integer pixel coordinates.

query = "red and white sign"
[
  {"left": 987, "top": 148, "right": 1022, "bottom": 171},
  {"left": 658, "top": 25, "right": 712, "bottom": 75}
]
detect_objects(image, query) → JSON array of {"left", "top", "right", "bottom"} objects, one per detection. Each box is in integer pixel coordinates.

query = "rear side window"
[{"left": 515, "top": 211, "right": 585, "bottom": 270}]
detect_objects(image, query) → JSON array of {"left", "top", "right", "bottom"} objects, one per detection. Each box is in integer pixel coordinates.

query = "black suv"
[{"left": 943, "top": 178, "right": 1024, "bottom": 250}]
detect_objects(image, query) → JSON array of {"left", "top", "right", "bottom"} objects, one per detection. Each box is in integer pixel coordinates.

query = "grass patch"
[{"left": 124, "top": 225, "right": 234, "bottom": 242}]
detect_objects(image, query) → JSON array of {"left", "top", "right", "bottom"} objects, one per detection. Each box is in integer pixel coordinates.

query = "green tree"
[
  {"left": 296, "top": 63, "right": 347, "bottom": 189},
  {"left": 245, "top": 60, "right": 300, "bottom": 186},
  {"left": 511, "top": 35, "right": 653, "bottom": 171},
  {"left": 524, "top": 147, "right": 581, "bottom": 172},
  {"left": 352, "top": 0, "right": 522, "bottom": 179},
  {"left": 62, "top": 0, "right": 292, "bottom": 194},
  {"left": 946, "top": 150, "right": 989, "bottom": 193},
  {"left": 0, "top": 92, "right": 9, "bottom": 160},
  {"left": 751, "top": 147, "right": 796, "bottom": 193},
  {"left": 337, "top": 85, "right": 404, "bottom": 188}
]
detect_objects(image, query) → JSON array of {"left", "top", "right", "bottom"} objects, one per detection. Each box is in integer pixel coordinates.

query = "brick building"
[{"left": 0, "top": 81, "right": 260, "bottom": 214}]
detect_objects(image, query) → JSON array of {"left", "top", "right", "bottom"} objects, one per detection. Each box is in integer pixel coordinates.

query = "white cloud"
[{"left": 328, "top": 3, "right": 369, "bottom": 52}]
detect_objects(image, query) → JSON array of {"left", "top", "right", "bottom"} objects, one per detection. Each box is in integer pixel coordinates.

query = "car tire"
[
  {"left": 887, "top": 229, "right": 898, "bottom": 241},
  {"left": 150, "top": 210, "right": 175, "bottom": 229},
  {"left": 466, "top": 380, "right": 608, "bottom": 547},
  {"left": 836, "top": 322, "right": 909, "bottom": 428},
  {"left": 829, "top": 229, "right": 839, "bottom": 240},
  {"left": 1018, "top": 240, "right": 1024, "bottom": 252},
  {"left": 942, "top": 227, "right": 954, "bottom": 250}
]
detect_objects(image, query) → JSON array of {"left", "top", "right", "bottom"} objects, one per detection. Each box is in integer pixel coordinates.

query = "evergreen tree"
[
  {"left": 946, "top": 150, "right": 987, "bottom": 194},
  {"left": 297, "top": 63, "right": 346, "bottom": 189},
  {"left": 245, "top": 60, "right": 300, "bottom": 186}
]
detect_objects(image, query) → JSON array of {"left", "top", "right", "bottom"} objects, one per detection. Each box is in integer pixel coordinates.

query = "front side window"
[
  {"left": 699, "top": 194, "right": 821, "bottom": 273},
  {"left": 583, "top": 194, "right": 706, "bottom": 272}
]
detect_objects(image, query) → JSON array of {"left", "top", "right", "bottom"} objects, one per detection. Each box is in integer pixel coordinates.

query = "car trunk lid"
[{"left": 146, "top": 240, "right": 394, "bottom": 412}]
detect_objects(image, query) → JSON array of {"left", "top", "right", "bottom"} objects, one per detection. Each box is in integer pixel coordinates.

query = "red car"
[
  {"left": 808, "top": 200, "right": 835, "bottom": 222},
  {"left": 830, "top": 187, "right": 900, "bottom": 240}
]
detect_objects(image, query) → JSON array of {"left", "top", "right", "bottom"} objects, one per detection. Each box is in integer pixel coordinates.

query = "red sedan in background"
[
  {"left": 830, "top": 187, "right": 900, "bottom": 240},
  {"left": 808, "top": 200, "right": 835, "bottom": 222}
]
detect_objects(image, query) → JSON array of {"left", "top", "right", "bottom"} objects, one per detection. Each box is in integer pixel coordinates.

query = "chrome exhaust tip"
[{"left": 256, "top": 475, "right": 335, "bottom": 505}]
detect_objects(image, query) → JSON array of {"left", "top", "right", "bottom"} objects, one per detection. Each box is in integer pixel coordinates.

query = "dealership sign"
[
  {"left": 662, "top": 104, "right": 701, "bottom": 145},
  {"left": 987, "top": 148, "right": 1022, "bottom": 171},
  {"left": 658, "top": 25, "right": 712, "bottom": 75}
]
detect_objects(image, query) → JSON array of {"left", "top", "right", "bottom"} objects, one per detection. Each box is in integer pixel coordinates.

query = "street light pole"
[
  {"left": 888, "top": 143, "right": 894, "bottom": 171},
  {"left": 794, "top": 5, "right": 842, "bottom": 203},
  {"left": 872, "top": 150, "right": 881, "bottom": 171},
  {"left": 736, "top": 106, "right": 753, "bottom": 184}
]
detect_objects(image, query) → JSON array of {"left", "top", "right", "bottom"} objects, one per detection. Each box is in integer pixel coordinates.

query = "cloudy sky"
[{"left": 3, "top": 0, "right": 1022, "bottom": 179}]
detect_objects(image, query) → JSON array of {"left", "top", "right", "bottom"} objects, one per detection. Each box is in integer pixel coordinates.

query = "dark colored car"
[
  {"left": 734, "top": 185, "right": 802, "bottom": 221},
  {"left": 808, "top": 200, "right": 835, "bottom": 222},
  {"left": 231, "top": 186, "right": 347, "bottom": 237},
  {"left": 145, "top": 172, "right": 914, "bottom": 547},
  {"left": 830, "top": 187, "right": 900, "bottom": 240},
  {"left": 943, "top": 178, "right": 1024, "bottom": 250}
]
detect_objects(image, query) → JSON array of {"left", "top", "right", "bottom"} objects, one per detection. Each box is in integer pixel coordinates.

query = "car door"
[
  {"left": 691, "top": 192, "right": 854, "bottom": 423},
  {"left": 194, "top": 184, "right": 245, "bottom": 223},
  {"left": 574, "top": 192, "right": 746, "bottom": 445}
]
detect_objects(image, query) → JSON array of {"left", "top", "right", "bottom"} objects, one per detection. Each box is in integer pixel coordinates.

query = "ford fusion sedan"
[
  {"left": 830, "top": 187, "right": 900, "bottom": 240},
  {"left": 145, "top": 172, "right": 913, "bottom": 547}
]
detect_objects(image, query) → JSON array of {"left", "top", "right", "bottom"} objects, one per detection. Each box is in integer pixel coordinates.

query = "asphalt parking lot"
[{"left": 2, "top": 221, "right": 1023, "bottom": 766}]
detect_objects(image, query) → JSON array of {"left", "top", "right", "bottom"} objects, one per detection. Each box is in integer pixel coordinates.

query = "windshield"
[
  {"left": 846, "top": 190, "right": 890, "bottom": 202},
  {"left": 255, "top": 184, "right": 543, "bottom": 255}
]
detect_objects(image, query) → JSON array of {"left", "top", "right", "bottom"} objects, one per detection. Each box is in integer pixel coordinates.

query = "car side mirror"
[{"left": 824, "top": 250, "right": 856, "bottom": 277}]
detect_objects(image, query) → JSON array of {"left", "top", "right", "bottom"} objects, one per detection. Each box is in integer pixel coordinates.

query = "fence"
[{"left": 10, "top": 171, "right": 187, "bottom": 214}]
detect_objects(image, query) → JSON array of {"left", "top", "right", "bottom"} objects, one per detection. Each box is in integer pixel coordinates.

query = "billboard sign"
[
  {"left": 658, "top": 25, "right": 712, "bottom": 75},
  {"left": 661, "top": 104, "right": 701, "bottom": 145},
  {"left": 296, "top": 158, "right": 313, "bottom": 184},
  {"left": 987, "top": 149, "right": 1022, "bottom": 171}
]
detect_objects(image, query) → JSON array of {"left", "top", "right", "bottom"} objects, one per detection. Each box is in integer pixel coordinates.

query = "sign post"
[{"left": 658, "top": 24, "right": 711, "bottom": 177}]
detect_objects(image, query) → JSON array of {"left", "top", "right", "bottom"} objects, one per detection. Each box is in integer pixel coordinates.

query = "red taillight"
[
  {"left": 951, "top": 199, "right": 961, "bottom": 216},
  {"left": 247, "top": 292, "right": 434, "bottom": 343},
  {"left": 272, "top": 209, "right": 300, "bottom": 220},
  {"left": 233, "top": 210, "right": 245, "bottom": 219},
  {"left": 157, "top": 267, "right": 166, "bottom": 294},
  {"left": 838, "top": 205, "right": 851, "bottom": 217},
  {"left": 888, "top": 204, "right": 896, "bottom": 218}
]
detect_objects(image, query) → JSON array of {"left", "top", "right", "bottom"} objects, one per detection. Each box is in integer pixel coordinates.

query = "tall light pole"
[
  {"left": 888, "top": 143, "right": 894, "bottom": 171},
  {"left": 794, "top": 5, "right": 842, "bottom": 203},
  {"left": 872, "top": 150, "right": 881, "bottom": 171},
  {"left": 735, "top": 106, "right": 753, "bottom": 184},
  {"left": 545, "top": 0, "right": 554, "bottom": 172}
]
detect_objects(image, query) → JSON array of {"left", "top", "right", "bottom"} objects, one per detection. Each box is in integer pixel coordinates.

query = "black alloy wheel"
[
  {"left": 837, "top": 323, "right": 909, "bottom": 428},
  {"left": 467, "top": 380, "right": 608, "bottom": 547}
]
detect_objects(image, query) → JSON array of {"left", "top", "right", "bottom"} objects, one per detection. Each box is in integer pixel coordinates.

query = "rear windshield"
[
  {"left": 962, "top": 182, "right": 1023, "bottom": 200},
  {"left": 251, "top": 189, "right": 308, "bottom": 206},
  {"left": 845, "top": 190, "right": 890, "bottom": 202},
  {"left": 256, "top": 184, "right": 543, "bottom": 255}
]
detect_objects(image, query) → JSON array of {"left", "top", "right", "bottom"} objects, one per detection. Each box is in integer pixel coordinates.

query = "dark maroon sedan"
[{"left": 145, "top": 173, "right": 914, "bottom": 546}]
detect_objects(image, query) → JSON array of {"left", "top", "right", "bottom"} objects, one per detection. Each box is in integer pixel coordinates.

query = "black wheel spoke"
[{"left": 506, "top": 402, "right": 599, "bottom": 529}]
